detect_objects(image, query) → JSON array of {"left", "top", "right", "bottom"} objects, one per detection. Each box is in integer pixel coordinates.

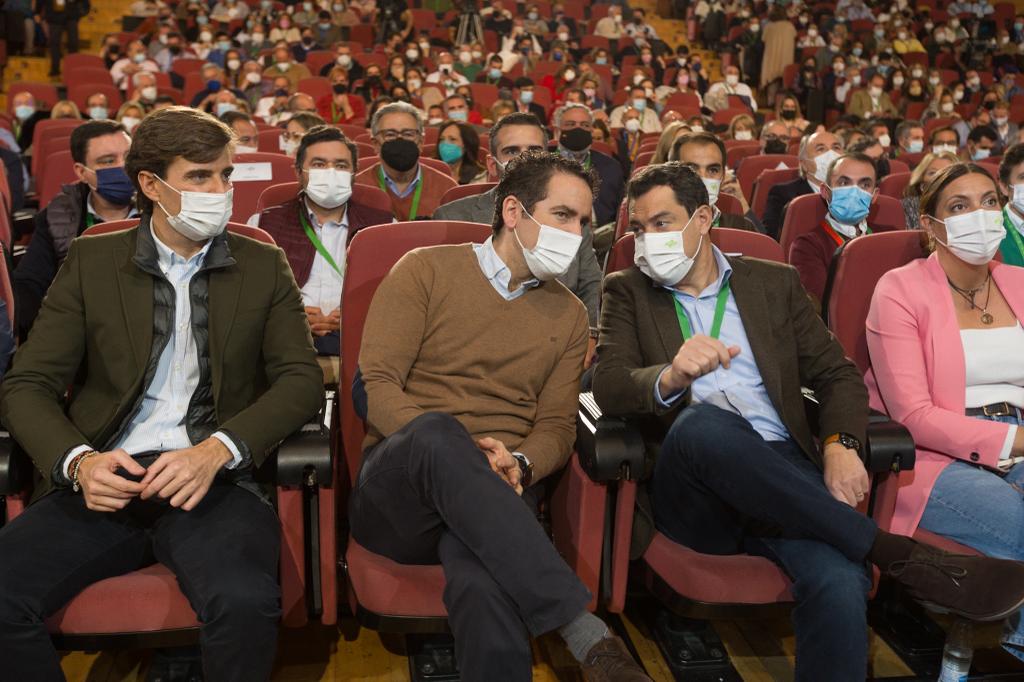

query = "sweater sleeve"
[
  {"left": 360, "top": 250, "right": 433, "bottom": 439},
  {"left": 517, "top": 300, "right": 588, "bottom": 482}
]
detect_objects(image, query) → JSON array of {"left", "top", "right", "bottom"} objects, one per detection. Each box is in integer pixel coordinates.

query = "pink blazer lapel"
[{"left": 922, "top": 254, "right": 966, "bottom": 415}]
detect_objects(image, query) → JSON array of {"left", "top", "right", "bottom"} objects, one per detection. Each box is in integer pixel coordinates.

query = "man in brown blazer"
[
  {"left": 592, "top": 162, "right": 1024, "bottom": 682},
  {"left": 0, "top": 107, "right": 323, "bottom": 681}
]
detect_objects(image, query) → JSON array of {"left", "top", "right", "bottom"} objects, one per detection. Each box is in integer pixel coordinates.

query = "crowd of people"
[{"left": 2, "top": 0, "right": 1024, "bottom": 679}]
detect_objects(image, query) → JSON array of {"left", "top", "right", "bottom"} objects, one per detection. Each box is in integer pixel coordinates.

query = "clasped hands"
[
  {"left": 76, "top": 438, "right": 233, "bottom": 513},
  {"left": 306, "top": 306, "right": 341, "bottom": 337}
]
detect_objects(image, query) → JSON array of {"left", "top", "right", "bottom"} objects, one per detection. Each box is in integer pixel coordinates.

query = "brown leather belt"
[{"left": 965, "top": 402, "right": 1023, "bottom": 418}]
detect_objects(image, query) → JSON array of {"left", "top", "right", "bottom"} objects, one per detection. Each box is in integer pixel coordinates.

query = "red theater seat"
[
  {"left": 438, "top": 182, "right": 496, "bottom": 207},
  {"left": 780, "top": 193, "right": 907, "bottom": 263}
]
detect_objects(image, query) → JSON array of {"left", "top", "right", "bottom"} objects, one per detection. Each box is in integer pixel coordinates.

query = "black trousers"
[
  {"left": 349, "top": 412, "right": 592, "bottom": 682},
  {"left": 46, "top": 19, "right": 77, "bottom": 74},
  {"left": 0, "top": 483, "right": 281, "bottom": 682}
]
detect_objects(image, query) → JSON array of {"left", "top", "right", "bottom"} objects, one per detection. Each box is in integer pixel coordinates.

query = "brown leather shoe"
[
  {"left": 581, "top": 636, "right": 652, "bottom": 682},
  {"left": 886, "top": 543, "right": 1024, "bottom": 621}
]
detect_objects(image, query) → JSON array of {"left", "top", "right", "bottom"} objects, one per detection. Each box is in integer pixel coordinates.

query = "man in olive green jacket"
[{"left": 0, "top": 107, "right": 322, "bottom": 682}]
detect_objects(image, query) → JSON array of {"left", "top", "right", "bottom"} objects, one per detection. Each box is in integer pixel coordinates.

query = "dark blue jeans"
[{"left": 651, "top": 404, "right": 876, "bottom": 682}]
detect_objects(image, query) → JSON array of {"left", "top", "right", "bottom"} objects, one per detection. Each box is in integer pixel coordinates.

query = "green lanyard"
[
  {"left": 85, "top": 213, "right": 95, "bottom": 228},
  {"left": 1005, "top": 211, "right": 1024, "bottom": 263},
  {"left": 378, "top": 166, "right": 423, "bottom": 220},
  {"left": 672, "top": 281, "right": 731, "bottom": 341},
  {"left": 298, "top": 206, "right": 344, "bottom": 278}
]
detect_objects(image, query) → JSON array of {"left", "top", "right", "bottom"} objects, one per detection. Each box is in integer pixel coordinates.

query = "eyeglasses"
[{"left": 377, "top": 129, "right": 421, "bottom": 141}]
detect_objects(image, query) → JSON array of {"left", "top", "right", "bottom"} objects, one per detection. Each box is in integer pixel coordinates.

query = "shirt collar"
[
  {"left": 662, "top": 244, "right": 733, "bottom": 299},
  {"left": 1007, "top": 205, "right": 1024, "bottom": 233},
  {"left": 150, "top": 221, "right": 212, "bottom": 272},
  {"left": 87, "top": 191, "right": 140, "bottom": 222},
  {"left": 303, "top": 197, "right": 349, "bottom": 230},
  {"left": 824, "top": 212, "right": 866, "bottom": 239},
  {"left": 381, "top": 164, "right": 422, "bottom": 198},
  {"left": 477, "top": 235, "right": 540, "bottom": 294}
]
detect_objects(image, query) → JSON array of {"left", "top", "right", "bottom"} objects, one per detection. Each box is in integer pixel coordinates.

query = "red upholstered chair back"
[
  {"left": 9, "top": 82, "right": 58, "bottom": 115},
  {"left": 229, "top": 152, "right": 299, "bottom": 223},
  {"left": 878, "top": 172, "right": 912, "bottom": 199},
  {"left": 67, "top": 83, "right": 123, "bottom": 113},
  {"left": 34, "top": 134, "right": 73, "bottom": 181},
  {"left": 736, "top": 154, "right": 798, "bottom": 203},
  {"left": 716, "top": 192, "right": 743, "bottom": 217},
  {"left": 605, "top": 228, "right": 785, "bottom": 275},
  {"left": 897, "top": 152, "right": 926, "bottom": 169},
  {"left": 780, "top": 193, "right": 906, "bottom": 261},
  {"left": 83, "top": 219, "right": 276, "bottom": 245},
  {"left": 31, "top": 118, "right": 83, "bottom": 175},
  {"left": 37, "top": 152, "right": 79, "bottom": 209},
  {"left": 888, "top": 159, "right": 910, "bottom": 176},
  {"left": 258, "top": 128, "right": 284, "bottom": 153},
  {"left": 724, "top": 142, "right": 761, "bottom": 169},
  {"left": 356, "top": 155, "right": 454, "bottom": 178},
  {"left": 62, "top": 53, "right": 106, "bottom": 73},
  {"left": 750, "top": 167, "right": 800, "bottom": 223},
  {"left": 339, "top": 222, "right": 493, "bottom": 482},
  {"left": 826, "top": 231, "right": 927, "bottom": 375},
  {"left": 439, "top": 182, "right": 497, "bottom": 207}
]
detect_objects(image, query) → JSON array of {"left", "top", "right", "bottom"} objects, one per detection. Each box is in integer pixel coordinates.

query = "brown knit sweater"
[
  {"left": 355, "top": 162, "right": 457, "bottom": 220},
  {"left": 360, "top": 244, "right": 589, "bottom": 481}
]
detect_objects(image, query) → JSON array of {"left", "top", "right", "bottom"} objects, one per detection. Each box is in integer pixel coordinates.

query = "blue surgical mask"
[
  {"left": 438, "top": 141, "right": 464, "bottom": 163},
  {"left": 907, "top": 139, "right": 924, "bottom": 153},
  {"left": 89, "top": 106, "right": 109, "bottom": 120},
  {"left": 596, "top": 57, "right": 607, "bottom": 65},
  {"left": 217, "top": 40, "right": 231, "bottom": 51},
  {"left": 852, "top": 47, "right": 863, "bottom": 56},
  {"left": 14, "top": 104, "right": 35, "bottom": 121},
  {"left": 216, "top": 102, "right": 238, "bottom": 116},
  {"left": 972, "top": 147, "right": 991, "bottom": 161},
  {"left": 488, "top": 67, "right": 502, "bottom": 79},
  {"left": 449, "top": 109, "right": 468, "bottom": 121},
  {"left": 197, "top": 14, "right": 208, "bottom": 24},
  {"left": 90, "top": 166, "right": 135, "bottom": 206},
  {"left": 827, "top": 185, "right": 872, "bottom": 225},
  {"left": 520, "top": 90, "right": 534, "bottom": 104},
  {"left": 632, "top": 98, "right": 647, "bottom": 111}
]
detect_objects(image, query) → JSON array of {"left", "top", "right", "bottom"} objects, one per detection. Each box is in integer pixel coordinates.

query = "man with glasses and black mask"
[
  {"left": 259, "top": 125, "right": 393, "bottom": 359},
  {"left": 760, "top": 119, "right": 791, "bottom": 155},
  {"left": 551, "top": 103, "right": 625, "bottom": 229},
  {"left": 355, "top": 101, "right": 457, "bottom": 220},
  {"left": 436, "top": 112, "right": 603, "bottom": 365}
]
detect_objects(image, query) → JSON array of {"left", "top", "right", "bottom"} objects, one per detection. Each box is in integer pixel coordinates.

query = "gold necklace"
[{"left": 948, "top": 273, "right": 994, "bottom": 325}]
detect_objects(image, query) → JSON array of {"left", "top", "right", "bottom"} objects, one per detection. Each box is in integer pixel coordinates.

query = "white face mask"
[
  {"left": 929, "top": 209, "right": 1005, "bottom": 265},
  {"left": 1013, "top": 184, "right": 1024, "bottom": 215},
  {"left": 734, "top": 129, "right": 752, "bottom": 141},
  {"left": 702, "top": 177, "right": 721, "bottom": 205},
  {"left": 933, "top": 143, "right": 957, "bottom": 154},
  {"left": 280, "top": 136, "right": 299, "bottom": 156},
  {"left": 878, "top": 133, "right": 891, "bottom": 148},
  {"left": 633, "top": 211, "right": 704, "bottom": 286},
  {"left": 725, "top": 74, "right": 739, "bottom": 86},
  {"left": 236, "top": 144, "right": 259, "bottom": 155},
  {"left": 155, "top": 176, "right": 234, "bottom": 242},
  {"left": 515, "top": 202, "right": 583, "bottom": 281},
  {"left": 304, "top": 168, "right": 352, "bottom": 209},
  {"left": 813, "top": 149, "right": 841, "bottom": 183},
  {"left": 121, "top": 116, "right": 142, "bottom": 131},
  {"left": 624, "top": 118, "right": 641, "bottom": 133}
]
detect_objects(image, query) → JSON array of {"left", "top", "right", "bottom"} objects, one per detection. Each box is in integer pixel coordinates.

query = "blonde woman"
[
  {"left": 726, "top": 113, "right": 756, "bottom": 141},
  {"left": 650, "top": 121, "right": 687, "bottom": 164},
  {"left": 115, "top": 101, "right": 147, "bottom": 133},
  {"left": 50, "top": 100, "right": 82, "bottom": 119},
  {"left": 902, "top": 151, "right": 960, "bottom": 228}
]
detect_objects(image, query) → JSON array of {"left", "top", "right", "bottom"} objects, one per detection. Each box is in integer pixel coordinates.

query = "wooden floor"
[{"left": 57, "top": 603, "right": 1024, "bottom": 682}]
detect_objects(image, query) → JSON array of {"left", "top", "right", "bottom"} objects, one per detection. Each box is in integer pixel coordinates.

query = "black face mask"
[
  {"left": 381, "top": 138, "right": 420, "bottom": 172},
  {"left": 875, "top": 156, "right": 890, "bottom": 179},
  {"left": 332, "top": 82, "right": 349, "bottom": 94},
  {"left": 983, "top": 100, "right": 996, "bottom": 110},
  {"left": 781, "top": 109, "right": 797, "bottom": 121},
  {"left": 560, "top": 126, "right": 592, "bottom": 152},
  {"left": 764, "top": 139, "right": 788, "bottom": 154}
]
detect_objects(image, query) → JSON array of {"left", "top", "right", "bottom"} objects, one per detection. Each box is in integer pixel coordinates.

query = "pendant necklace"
[{"left": 948, "top": 273, "right": 994, "bottom": 325}]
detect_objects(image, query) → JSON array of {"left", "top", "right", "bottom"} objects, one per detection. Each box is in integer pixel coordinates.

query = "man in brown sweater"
[
  {"left": 352, "top": 152, "right": 649, "bottom": 682},
  {"left": 353, "top": 101, "right": 456, "bottom": 220}
]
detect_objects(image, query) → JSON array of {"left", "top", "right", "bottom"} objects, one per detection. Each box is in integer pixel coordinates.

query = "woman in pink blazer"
[{"left": 867, "top": 162, "right": 1024, "bottom": 660}]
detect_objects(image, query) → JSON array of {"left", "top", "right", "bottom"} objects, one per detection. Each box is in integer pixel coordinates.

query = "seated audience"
[
  {"left": 436, "top": 120, "right": 487, "bottom": 184},
  {"left": 280, "top": 111, "right": 326, "bottom": 156},
  {"left": 967, "top": 125, "right": 999, "bottom": 162},
  {"left": 353, "top": 150, "right": 650, "bottom": 682},
  {"left": 85, "top": 92, "right": 111, "bottom": 121},
  {"left": 610, "top": 86, "right": 663, "bottom": 133},
  {"left": 895, "top": 119, "right": 925, "bottom": 156},
  {"left": 651, "top": 121, "right": 687, "bottom": 165},
  {"left": 14, "top": 120, "right": 137, "bottom": 340},
  {"left": 848, "top": 73, "right": 898, "bottom": 120},
  {"left": 0, "top": 107, "right": 323, "bottom": 681},
  {"left": 435, "top": 113, "right": 602, "bottom": 356},
  {"left": 930, "top": 125, "right": 961, "bottom": 155},
  {"left": 902, "top": 151, "right": 959, "bottom": 228},
  {"left": 789, "top": 152, "right": 879, "bottom": 310},
  {"left": 705, "top": 65, "right": 758, "bottom": 112},
  {"left": 760, "top": 119, "right": 791, "bottom": 154},
  {"left": 867, "top": 162, "right": 1024, "bottom": 663},
  {"left": 10, "top": 91, "right": 49, "bottom": 152},
  {"left": 998, "top": 144, "right": 1024, "bottom": 266},
  {"left": 355, "top": 102, "right": 457, "bottom": 220},
  {"left": 220, "top": 110, "right": 259, "bottom": 155},
  {"left": 259, "top": 125, "right": 392, "bottom": 356},
  {"left": 50, "top": 100, "right": 82, "bottom": 119},
  {"left": 116, "top": 101, "right": 147, "bottom": 134},
  {"left": 763, "top": 130, "right": 844, "bottom": 239},
  {"left": 551, "top": 103, "right": 625, "bottom": 227},
  {"left": 616, "top": 106, "right": 645, "bottom": 174},
  {"left": 672, "top": 132, "right": 756, "bottom": 230},
  {"left": 594, "top": 161, "right": 1024, "bottom": 682}
]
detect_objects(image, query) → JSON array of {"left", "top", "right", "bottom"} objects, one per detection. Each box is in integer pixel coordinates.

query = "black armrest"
[
  {"left": 267, "top": 390, "right": 334, "bottom": 488},
  {"left": 802, "top": 389, "right": 916, "bottom": 474},
  {"left": 576, "top": 392, "right": 646, "bottom": 483},
  {"left": 0, "top": 432, "right": 31, "bottom": 496}
]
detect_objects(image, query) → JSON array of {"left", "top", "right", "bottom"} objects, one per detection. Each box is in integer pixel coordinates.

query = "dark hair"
[
  {"left": 928, "top": 125, "right": 958, "bottom": 144},
  {"left": 895, "top": 119, "right": 923, "bottom": 142},
  {"left": 848, "top": 137, "right": 882, "bottom": 154},
  {"left": 295, "top": 125, "right": 358, "bottom": 170},
  {"left": 968, "top": 125, "right": 997, "bottom": 144},
  {"left": 999, "top": 143, "right": 1024, "bottom": 186},
  {"left": 125, "top": 106, "right": 234, "bottom": 214},
  {"left": 671, "top": 132, "right": 726, "bottom": 168},
  {"left": 70, "top": 119, "right": 127, "bottom": 165},
  {"left": 219, "top": 110, "right": 254, "bottom": 127},
  {"left": 627, "top": 162, "right": 708, "bottom": 217},
  {"left": 437, "top": 121, "right": 483, "bottom": 184},
  {"left": 825, "top": 151, "right": 878, "bottom": 185},
  {"left": 489, "top": 112, "right": 547, "bottom": 157},
  {"left": 513, "top": 76, "right": 534, "bottom": 89},
  {"left": 920, "top": 162, "right": 995, "bottom": 217},
  {"left": 491, "top": 150, "right": 598, "bottom": 233}
]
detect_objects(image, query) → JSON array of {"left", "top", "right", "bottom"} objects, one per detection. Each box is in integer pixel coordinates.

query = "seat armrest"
[
  {"left": 802, "top": 390, "right": 915, "bottom": 474},
  {"left": 0, "top": 432, "right": 31, "bottom": 496},
  {"left": 262, "top": 390, "right": 334, "bottom": 487},
  {"left": 577, "top": 392, "right": 646, "bottom": 483}
]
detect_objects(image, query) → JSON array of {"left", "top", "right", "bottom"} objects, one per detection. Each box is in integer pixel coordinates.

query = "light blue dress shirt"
[
  {"left": 381, "top": 165, "right": 422, "bottom": 199},
  {"left": 656, "top": 246, "right": 790, "bottom": 442},
  {"left": 62, "top": 225, "right": 241, "bottom": 479},
  {"left": 472, "top": 236, "right": 539, "bottom": 300}
]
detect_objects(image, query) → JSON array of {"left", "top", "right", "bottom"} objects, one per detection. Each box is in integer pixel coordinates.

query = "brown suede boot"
[
  {"left": 884, "top": 542, "right": 1024, "bottom": 621},
  {"left": 580, "top": 636, "right": 652, "bottom": 681}
]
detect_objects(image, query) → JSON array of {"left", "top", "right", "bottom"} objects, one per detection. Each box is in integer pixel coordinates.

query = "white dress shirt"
[{"left": 300, "top": 199, "right": 349, "bottom": 312}]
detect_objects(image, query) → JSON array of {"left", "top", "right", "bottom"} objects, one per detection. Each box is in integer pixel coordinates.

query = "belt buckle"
[{"left": 983, "top": 402, "right": 1012, "bottom": 417}]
